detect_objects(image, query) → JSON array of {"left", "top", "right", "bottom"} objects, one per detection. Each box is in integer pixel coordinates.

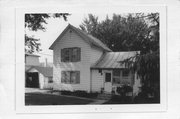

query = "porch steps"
[{"left": 97, "top": 93, "right": 112, "bottom": 100}]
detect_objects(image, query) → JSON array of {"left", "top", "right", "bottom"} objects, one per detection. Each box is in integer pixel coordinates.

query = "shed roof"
[
  {"left": 27, "top": 66, "right": 53, "bottom": 77},
  {"left": 91, "top": 51, "right": 139, "bottom": 69},
  {"left": 49, "top": 24, "right": 112, "bottom": 51}
]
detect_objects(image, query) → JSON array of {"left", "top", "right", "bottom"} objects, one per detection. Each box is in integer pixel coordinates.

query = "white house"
[
  {"left": 49, "top": 24, "right": 141, "bottom": 95},
  {"left": 26, "top": 66, "right": 53, "bottom": 89}
]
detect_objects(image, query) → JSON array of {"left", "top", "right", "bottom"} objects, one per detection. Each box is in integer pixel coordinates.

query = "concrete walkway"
[
  {"left": 25, "top": 88, "right": 108, "bottom": 104},
  {"left": 25, "top": 88, "right": 50, "bottom": 93}
]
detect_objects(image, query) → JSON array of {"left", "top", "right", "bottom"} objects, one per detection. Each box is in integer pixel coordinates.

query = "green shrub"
[
  {"left": 73, "top": 90, "right": 88, "bottom": 97},
  {"left": 60, "top": 90, "right": 73, "bottom": 95}
]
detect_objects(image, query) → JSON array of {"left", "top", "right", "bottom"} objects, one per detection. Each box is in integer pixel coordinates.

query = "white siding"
[
  {"left": 39, "top": 73, "right": 44, "bottom": 89},
  {"left": 53, "top": 29, "right": 91, "bottom": 92},
  {"left": 90, "top": 45, "right": 103, "bottom": 66},
  {"left": 91, "top": 69, "right": 104, "bottom": 92},
  {"left": 43, "top": 77, "right": 54, "bottom": 89}
]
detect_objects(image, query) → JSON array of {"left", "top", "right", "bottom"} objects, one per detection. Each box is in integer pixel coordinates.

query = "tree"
[
  {"left": 25, "top": 13, "right": 70, "bottom": 54},
  {"left": 124, "top": 13, "right": 160, "bottom": 102},
  {"left": 80, "top": 14, "right": 151, "bottom": 52},
  {"left": 80, "top": 13, "right": 160, "bottom": 102}
]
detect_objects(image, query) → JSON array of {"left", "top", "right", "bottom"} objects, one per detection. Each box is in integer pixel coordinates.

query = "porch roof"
[{"left": 91, "top": 51, "right": 139, "bottom": 69}]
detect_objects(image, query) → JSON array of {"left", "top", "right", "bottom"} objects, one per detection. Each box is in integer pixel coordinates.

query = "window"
[
  {"left": 61, "top": 71, "right": 80, "bottom": 84},
  {"left": 105, "top": 73, "right": 111, "bottom": 82},
  {"left": 48, "top": 77, "right": 53, "bottom": 83},
  {"left": 61, "top": 47, "right": 81, "bottom": 62},
  {"left": 113, "top": 70, "right": 121, "bottom": 84},
  {"left": 122, "top": 69, "right": 129, "bottom": 77},
  {"left": 113, "top": 70, "right": 120, "bottom": 77}
]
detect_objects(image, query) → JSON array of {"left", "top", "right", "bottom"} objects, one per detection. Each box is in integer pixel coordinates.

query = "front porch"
[
  {"left": 105, "top": 69, "right": 134, "bottom": 94},
  {"left": 91, "top": 69, "right": 135, "bottom": 96}
]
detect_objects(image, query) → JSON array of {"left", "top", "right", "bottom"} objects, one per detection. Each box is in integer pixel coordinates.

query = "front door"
[{"left": 104, "top": 71, "right": 112, "bottom": 93}]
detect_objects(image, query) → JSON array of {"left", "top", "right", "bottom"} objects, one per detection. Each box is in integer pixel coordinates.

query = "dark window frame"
[
  {"left": 61, "top": 47, "right": 81, "bottom": 62},
  {"left": 48, "top": 77, "right": 53, "bottom": 83},
  {"left": 61, "top": 71, "right": 80, "bottom": 84}
]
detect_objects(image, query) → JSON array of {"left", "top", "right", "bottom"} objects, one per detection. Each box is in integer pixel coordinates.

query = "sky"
[{"left": 27, "top": 13, "right": 114, "bottom": 63}]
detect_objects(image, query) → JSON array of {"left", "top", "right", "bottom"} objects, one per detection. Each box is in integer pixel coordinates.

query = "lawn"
[
  {"left": 25, "top": 93, "right": 94, "bottom": 105},
  {"left": 103, "top": 95, "right": 160, "bottom": 104}
]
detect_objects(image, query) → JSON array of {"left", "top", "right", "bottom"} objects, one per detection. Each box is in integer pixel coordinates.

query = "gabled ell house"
[{"left": 49, "top": 24, "right": 141, "bottom": 95}]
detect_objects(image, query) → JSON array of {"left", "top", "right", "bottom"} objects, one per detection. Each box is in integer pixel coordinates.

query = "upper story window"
[{"left": 61, "top": 47, "right": 81, "bottom": 62}]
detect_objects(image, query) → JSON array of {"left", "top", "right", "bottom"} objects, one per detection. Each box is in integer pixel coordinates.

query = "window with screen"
[
  {"left": 61, "top": 47, "right": 81, "bottom": 62},
  {"left": 113, "top": 70, "right": 121, "bottom": 84},
  {"left": 61, "top": 71, "right": 80, "bottom": 84}
]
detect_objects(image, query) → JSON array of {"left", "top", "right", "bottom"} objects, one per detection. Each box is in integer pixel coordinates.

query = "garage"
[
  {"left": 26, "top": 72, "right": 39, "bottom": 88},
  {"left": 26, "top": 66, "right": 53, "bottom": 89}
]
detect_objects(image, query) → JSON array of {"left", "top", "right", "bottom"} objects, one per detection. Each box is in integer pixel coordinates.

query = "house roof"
[
  {"left": 91, "top": 51, "right": 139, "bottom": 69},
  {"left": 27, "top": 66, "right": 53, "bottom": 77},
  {"left": 25, "top": 65, "right": 32, "bottom": 71},
  {"left": 25, "top": 53, "right": 40, "bottom": 57},
  {"left": 49, "top": 24, "right": 112, "bottom": 51}
]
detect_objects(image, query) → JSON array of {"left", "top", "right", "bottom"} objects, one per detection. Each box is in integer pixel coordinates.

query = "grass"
[
  {"left": 103, "top": 95, "right": 160, "bottom": 104},
  {"left": 25, "top": 93, "right": 94, "bottom": 105}
]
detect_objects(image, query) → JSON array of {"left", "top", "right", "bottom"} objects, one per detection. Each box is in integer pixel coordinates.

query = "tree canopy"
[{"left": 25, "top": 13, "right": 70, "bottom": 54}]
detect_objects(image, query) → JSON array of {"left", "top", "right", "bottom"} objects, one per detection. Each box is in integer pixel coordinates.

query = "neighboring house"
[
  {"left": 49, "top": 24, "right": 141, "bottom": 95},
  {"left": 25, "top": 53, "right": 40, "bottom": 66},
  {"left": 25, "top": 53, "right": 53, "bottom": 89},
  {"left": 26, "top": 66, "right": 53, "bottom": 89},
  {"left": 25, "top": 53, "right": 40, "bottom": 72}
]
